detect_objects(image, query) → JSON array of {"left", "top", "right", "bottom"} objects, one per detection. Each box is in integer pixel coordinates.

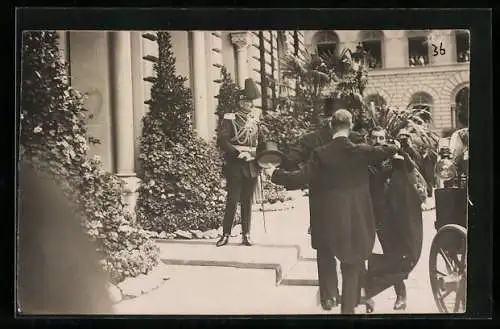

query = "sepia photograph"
[{"left": 17, "top": 27, "right": 470, "bottom": 315}]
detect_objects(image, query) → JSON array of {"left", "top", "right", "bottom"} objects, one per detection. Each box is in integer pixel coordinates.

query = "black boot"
[
  {"left": 242, "top": 233, "right": 253, "bottom": 246},
  {"left": 393, "top": 282, "right": 407, "bottom": 310},
  {"left": 359, "top": 295, "right": 375, "bottom": 314},
  {"left": 365, "top": 298, "right": 375, "bottom": 313},
  {"left": 216, "top": 234, "right": 230, "bottom": 247},
  {"left": 320, "top": 297, "right": 338, "bottom": 311}
]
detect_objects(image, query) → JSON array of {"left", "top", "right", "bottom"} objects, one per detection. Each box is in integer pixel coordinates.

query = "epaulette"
[
  {"left": 457, "top": 128, "right": 468, "bottom": 142},
  {"left": 223, "top": 113, "right": 236, "bottom": 120}
]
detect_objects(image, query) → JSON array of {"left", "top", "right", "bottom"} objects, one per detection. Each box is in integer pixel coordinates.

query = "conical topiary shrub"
[
  {"left": 136, "top": 32, "right": 226, "bottom": 234},
  {"left": 215, "top": 66, "right": 241, "bottom": 130}
]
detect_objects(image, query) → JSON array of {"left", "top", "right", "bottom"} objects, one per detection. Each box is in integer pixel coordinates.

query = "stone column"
[
  {"left": 231, "top": 32, "right": 264, "bottom": 204},
  {"left": 130, "top": 32, "right": 145, "bottom": 176},
  {"left": 383, "top": 30, "right": 407, "bottom": 68},
  {"left": 231, "top": 32, "right": 250, "bottom": 88},
  {"left": 108, "top": 31, "right": 140, "bottom": 211},
  {"left": 338, "top": 30, "right": 358, "bottom": 54},
  {"left": 191, "top": 31, "right": 210, "bottom": 140},
  {"left": 56, "top": 31, "right": 70, "bottom": 65},
  {"left": 450, "top": 103, "right": 457, "bottom": 129}
]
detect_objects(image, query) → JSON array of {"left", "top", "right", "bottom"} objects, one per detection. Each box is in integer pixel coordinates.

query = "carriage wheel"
[{"left": 429, "top": 224, "right": 467, "bottom": 313}]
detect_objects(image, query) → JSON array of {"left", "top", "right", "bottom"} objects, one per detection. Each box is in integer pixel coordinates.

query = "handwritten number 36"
[{"left": 432, "top": 42, "right": 446, "bottom": 56}]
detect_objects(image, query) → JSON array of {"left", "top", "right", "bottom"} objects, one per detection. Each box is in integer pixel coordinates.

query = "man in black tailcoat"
[
  {"left": 282, "top": 99, "right": 365, "bottom": 310},
  {"left": 270, "top": 110, "right": 399, "bottom": 314},
  {"left": 216, "top": 78, "right": 266, "bottom": 247}
]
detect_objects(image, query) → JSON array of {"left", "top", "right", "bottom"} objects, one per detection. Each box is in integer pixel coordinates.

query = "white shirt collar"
[{"left": 332, "top": 130, "right": 349, "bottom": 140}]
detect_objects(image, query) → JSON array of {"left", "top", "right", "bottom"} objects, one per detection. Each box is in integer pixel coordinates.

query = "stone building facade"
[
  {"left": 55, "top": 29, "right": 469, "bottom": 207},
  {"left": 55, "top": 30, "right": 305, "bottom": 207},
  {"left": 304, "top": 30, "right": 470, "bottom": 131}
]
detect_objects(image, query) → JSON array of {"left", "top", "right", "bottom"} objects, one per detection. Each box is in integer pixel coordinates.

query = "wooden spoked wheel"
[{"left": 429, "top": 224, "right": 467, "bottom": 313}]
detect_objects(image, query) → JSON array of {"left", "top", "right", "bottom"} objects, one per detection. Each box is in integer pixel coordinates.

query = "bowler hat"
[{"left": 240, "top": 78, "right": 261, "bottom": 101}]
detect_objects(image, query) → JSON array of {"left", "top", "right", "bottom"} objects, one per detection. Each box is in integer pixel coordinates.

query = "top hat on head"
[{"left": 239, "top": 78, "right": 261, "bottom": 101}]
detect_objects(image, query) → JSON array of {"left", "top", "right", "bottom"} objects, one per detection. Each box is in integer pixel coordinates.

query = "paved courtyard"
[{"left": 114, "top": 191, "right": 440, "bottom": 315}]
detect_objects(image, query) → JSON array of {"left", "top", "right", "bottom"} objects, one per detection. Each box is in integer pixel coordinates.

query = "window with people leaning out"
[
  {"left": 362, "top": 40, "right": 382, "bottom": 69},
  {"left": 317, "top": 42, "right": 337, "bottom": 59},
  {"left": 456, "top": 31, "right": 470, "bottom": 63},
  {"left": 408, "top": 36, "right": 429, "bottom": 67}
]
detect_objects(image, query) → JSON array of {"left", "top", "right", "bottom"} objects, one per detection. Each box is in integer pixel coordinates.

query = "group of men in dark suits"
[
  {"left": 215, "top": 79, "right": 422, "bottom": 314},
  {"left": 269, "top": 109, "right": 401, "bottom": 314}
]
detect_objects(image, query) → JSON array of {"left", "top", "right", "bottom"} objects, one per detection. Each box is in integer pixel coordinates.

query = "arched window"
[
  {"left": 407, "top": 30, "right": 432, "bottom": 67},
  {"left": 364, "top": 94, "right": 387, "bottom": 107},
  {"left": 406, "top": 92, "right": 434, "bottom": 128},
  {"left": 455, "top": 30, "right": 470, "bottom": 63},
  {"left": 358, "top": 30, "right": 384, "bottom": 69},
  {"left": 454, "top": 86, "right": 469, "bottom": 127},
  {"left": 408, "top": 92, "right": 433, "bottom": 124},
  {"left": 312, "top": 31, "right": 339, "bottom": 59}
]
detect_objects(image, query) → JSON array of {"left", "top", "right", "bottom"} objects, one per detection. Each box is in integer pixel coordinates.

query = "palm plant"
[
  {"left": 365, "top": 102, "right": 440, "bottom": 157},
  {"left": 279, "top": 45, "right": 370, "bottom": 131},
  {"left": 321, "top": 45, "right": 370, "bottom": 130},
  {"left": 279, "top": 50, "right": 332, "bottom": 126}
]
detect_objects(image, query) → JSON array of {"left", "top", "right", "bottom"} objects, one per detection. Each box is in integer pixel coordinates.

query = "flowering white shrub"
[{"left": 20, "top": 31, "right": 160, "bottom": 284}]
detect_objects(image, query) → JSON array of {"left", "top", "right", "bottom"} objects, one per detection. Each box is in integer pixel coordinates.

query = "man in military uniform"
[{"left": 216, "top": 78, "right": 266, "bottom": 247}]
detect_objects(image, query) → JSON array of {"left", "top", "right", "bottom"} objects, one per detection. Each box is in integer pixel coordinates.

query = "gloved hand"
[
  {"left": 393, "top": 139, "right": 402, "bottom": 150},
  {"left": 264, "top": 165, "right": 277, "bottom": 177},
  {"left": 237, "top": 151, "right": 253, "bottom": 161}
]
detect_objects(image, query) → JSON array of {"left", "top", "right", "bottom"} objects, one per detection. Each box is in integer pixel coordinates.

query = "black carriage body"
[
  {"left": 429, "top": 140, "right": 468, "bottom": 313},
  {"left": 434, "top": 187, "right": 468, "bottom": 230},
  {"left": 430, "top": 186, "right": 468, "bottom": 313}
]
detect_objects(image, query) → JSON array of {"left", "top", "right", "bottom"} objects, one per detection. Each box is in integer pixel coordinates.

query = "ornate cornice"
[
  {"left": 230, "top": 32, "right": 250, "bottom": 50},
  {"left": 367, "top": 63, "right": 469, "bottom": 77}
]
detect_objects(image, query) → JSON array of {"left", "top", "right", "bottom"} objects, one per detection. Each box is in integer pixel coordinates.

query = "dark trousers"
[
  {"left": 316, "top": 248, "right": 340, "bottom": 302},
  {"left": 222, "top": 174, "right": 258, "bottom": 235},
  {"left": 340, "top": 261, "right": 364, "bottom": 314},
  {"left": 422, "top": 155, "right": 436, "bottom": 197},
  {"left": 376, "top": 224, "right": 406, "bottom": 298}
]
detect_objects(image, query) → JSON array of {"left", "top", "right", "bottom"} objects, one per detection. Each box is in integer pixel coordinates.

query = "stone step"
[
  {"left": 157, "top": 239, "right": 300, "bottom": 285},
  {"left": 281, "top": 235, "right": 386, "bottom": 286},
  {"left": 280, "top": 259, "right": 320, "bottom": 286},
  {"left": 114, "top": 265, "right": 281, "bottom": 315},
  {"left": 297, "top": 236, "right": 316, "bottom": 260}
]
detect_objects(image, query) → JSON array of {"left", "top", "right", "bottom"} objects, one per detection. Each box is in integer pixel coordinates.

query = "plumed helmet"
[{"left": 240, "top": 78, "right": 261, "bottom": 100}]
